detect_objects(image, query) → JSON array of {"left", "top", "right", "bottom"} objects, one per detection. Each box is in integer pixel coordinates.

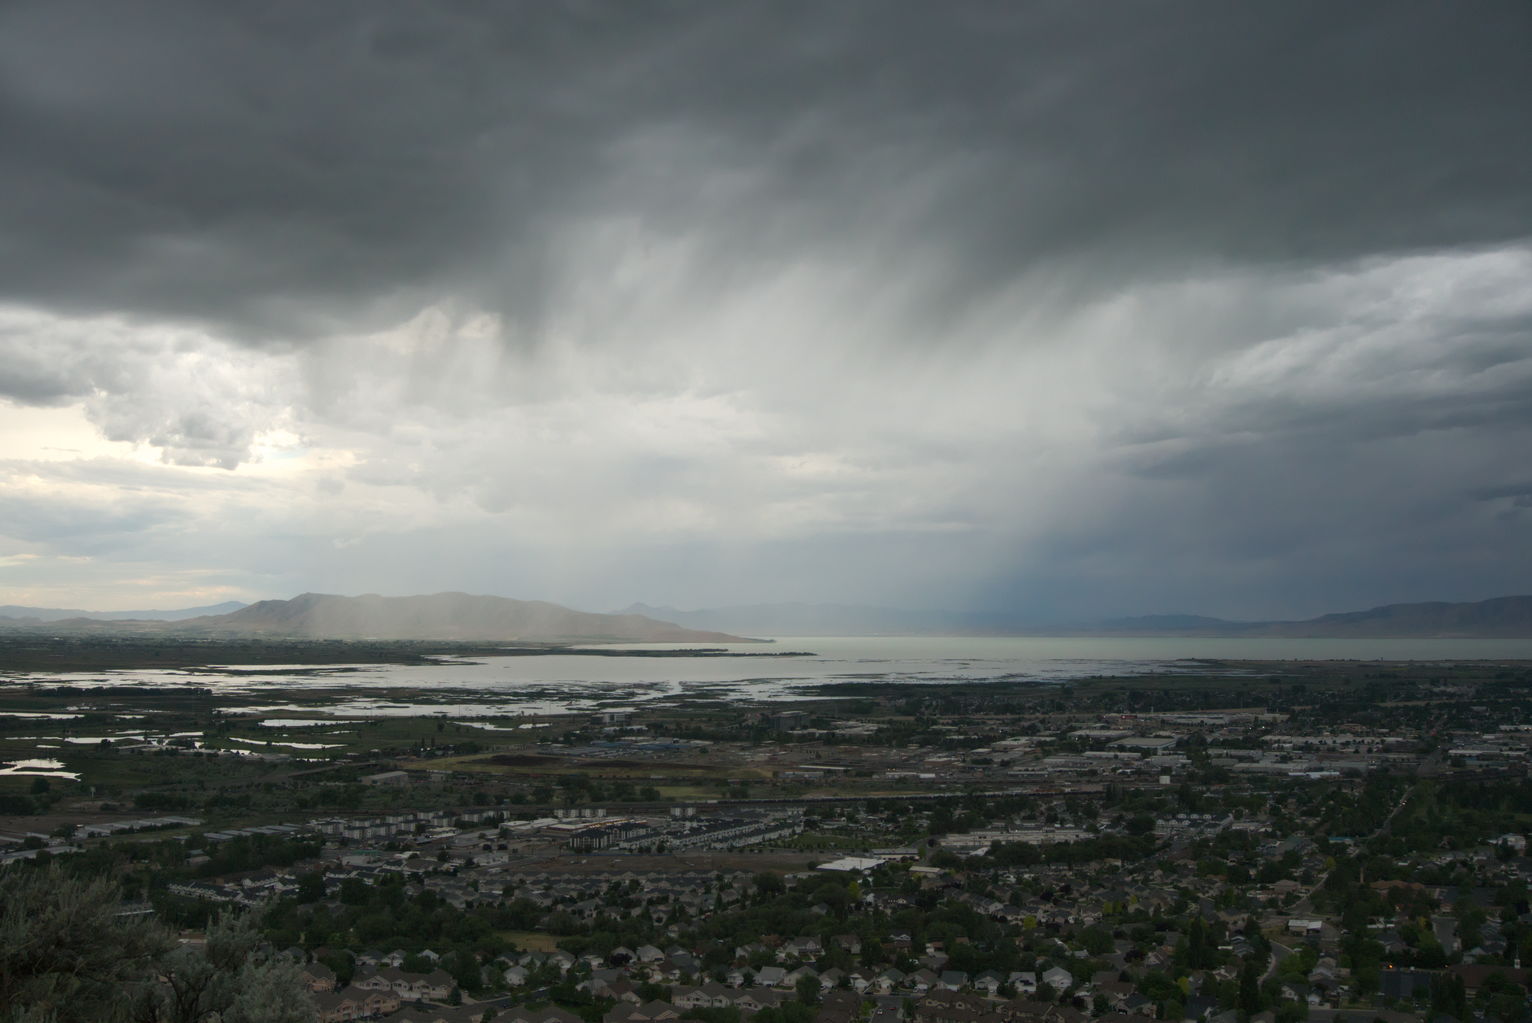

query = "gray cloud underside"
[
  {"left": 1, "top": 0, "right": 1529, "bottom": 340},
  {"left": 1, "top": 1, "right": 1530, "bottom": 618}
]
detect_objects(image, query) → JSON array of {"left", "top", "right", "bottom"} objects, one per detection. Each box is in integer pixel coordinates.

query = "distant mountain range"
[
  {"left": 0, "top": 592, "right": 751, "bottom": 644},
  {"left": 3, "top": 593, "right": 1529, "bottom": 641},
  {"left": 0, "top": 600, "right": 248, "bottom": 622},
  {"left": 616, "top": 602, "right": 1026, "bottom": 637},
  {"left": 619, "top": 595, "right": 1532, "bottom": 638},
  {"left": 1190, "top": 595, "right": 1532, "bottom": 638}
]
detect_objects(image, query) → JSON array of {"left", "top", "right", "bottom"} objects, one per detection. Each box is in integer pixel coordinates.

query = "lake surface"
[{"left": 3, "top": 635, "right": 1530, "bottom": 719}]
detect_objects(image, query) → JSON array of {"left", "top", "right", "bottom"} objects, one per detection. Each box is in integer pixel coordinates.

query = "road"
[{"left": 1263, "top": 939, "right": 1294, "bottom": 982}]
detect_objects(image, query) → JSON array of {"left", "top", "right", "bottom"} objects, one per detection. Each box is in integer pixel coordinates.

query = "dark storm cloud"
[
  {"left": 1, "top": 0, "right": 1528, "bottom": 341},
  {"left": 3, "top": 0, "right": 1530, "bottom": 618}
]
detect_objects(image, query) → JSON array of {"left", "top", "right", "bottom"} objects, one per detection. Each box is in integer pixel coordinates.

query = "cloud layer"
[{"left": 0, "top": 1, "right": 1529, "bottom": 617}]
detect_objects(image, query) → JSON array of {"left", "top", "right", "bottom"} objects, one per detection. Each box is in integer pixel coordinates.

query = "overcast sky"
[{"left": 1, "top": 1, "right": 1529, "bottom": 620}]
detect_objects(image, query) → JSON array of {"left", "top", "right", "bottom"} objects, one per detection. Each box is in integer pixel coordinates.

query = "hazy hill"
[
  {"left": 1254, "top": 595, "right": 1532, "bottom": 638},
  {"left": 4, "top": 593, "right": 1527, "bottom": 641},
  {"left": 1066, "top": 596, "right": 1532, "bottom": 637},
  {"left": 1087, "top": 614, "right": 1244, "bottom": 633},
  {"left": 179, "top": 592, "right": 753, "bottom": 643},
  {"left": 621, "top": 596, "right": 1532, "bottom": 638},
  {"left": 0, "top": 601, "right": 247, "bottom": 623},
  {"left": 617, "top": 602, "right": 1028, "bottom": 636}
]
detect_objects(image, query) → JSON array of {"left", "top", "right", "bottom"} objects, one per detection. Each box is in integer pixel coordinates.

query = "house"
[
  {"left": 1001, "top": 999, "right": 1060, "bottom": 1022},
  {"left": 313, "top": 990, "right": 362, "bottom": 1023},
  {"left": 781, "top": 937, "right": 824, "bottom": 960},
  {"left": 917, "top": 989, "right": 993, "bottom": 1023},
  {"left": 1274, "top": 980, "right": 1308, "bottom": 1005},
  {"left": 735, "top": 989, "right": 786, "bottom": 1013},
  {"left": 606, "top": 1001, "right": 681, "bottom": 1023},
  {"left": 1091, "top": 982, "right": 1134, "bottom": 1009},
  {"left": 674, "top": 988, "right": 714, "bottom": 1010},
  {"left": 352, "top": 967, "right": 406, "bottom": 993},
  {"left": 314, "top": 986, "right": 401, "bottom": 1022},
  {"left": 1285, "top": 919, "right": 1322, "bottom": 939},
  {"left": 1448, "top": 963, "right": 1531, "bottom": 994},
  {"left": 1182, "top": 994, "right": 1218, "bottom": 1021},
  {"left": 754, "top": 966, "right": 789, "bottom": 988},
  {"left": 699, "top": 982, "right": 735, "bottom": 1007},
  {"left": 677, "top": 980, "right": 735, "bottom": 1004},
  {"left": 1040, "top": 967, "right": 1072, "bottom": 993},
  {"left": 786, "top": 966, "right": 820, "bottom": 988},
  {"left": 646, "top": 960, "right": 684, "bottom": 983},
  {"left": 301, "top": 963, "right": 337, "bottom": 993},
  {"left": 397, "top": 969, "right": 456, "bottom": 1002}
]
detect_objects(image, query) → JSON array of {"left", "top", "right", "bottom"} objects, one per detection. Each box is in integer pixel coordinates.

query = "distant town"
[{"left": 3, "top": 652, "right": 1530, "bottom": 1023}]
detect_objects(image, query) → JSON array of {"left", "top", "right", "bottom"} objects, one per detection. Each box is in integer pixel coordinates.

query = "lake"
[{"left": 3, "top": 635, "right": 1530, "bottom": 719}]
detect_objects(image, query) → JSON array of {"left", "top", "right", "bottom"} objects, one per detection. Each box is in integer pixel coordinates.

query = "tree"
[
  {"left": 0, "top": 866, "right": 314, "bottom": 1023},
  {"left": 1078, "top": 926, "right": 1113, "bottom": 956},
  {"left": 441, "top": 949, "right": 483, "bottom": 994},
  {"left": 753, "top": 872, "right": 784, "bottom": 897},
  {"left": 295, "top": 872, "right": 325, "bottom": 904},
  {"left": 139, "top": 915, "right": 314, "bottom": 1023},
  {"left": 795, "top": 974, "right": 820, "bottom": 1005},
  {"left": 338, "top": 876, "right": 370, "bottom": 906},
  {"left": 216, "top": 948, "right": 316, "bottom": 1023},
  {"left": 1237, "top": 960, "right": 1261, "bottom": 1018},
  {"left": 315, "top": 948, "right": 355, "bottom": 987},
  {"left": 1429, "top": 974, "right": 1467, "bottom": 1021},
  {"left": 1, "top": 867, "right": 167, "bottom": 1022}
]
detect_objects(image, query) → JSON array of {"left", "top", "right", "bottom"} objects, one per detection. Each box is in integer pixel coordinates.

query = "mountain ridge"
[
  {"left": 4, "top": 593, "right": 1529, "bottom": 640},
  {"left": 0, "top": 600, "right": 247, "bottom": 623},
  {"left": 0, "top": 592, "right": 754, "bottom": 644},
  {"left": 618, "top": 595, "right": 1532, "bottom": 638}
]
